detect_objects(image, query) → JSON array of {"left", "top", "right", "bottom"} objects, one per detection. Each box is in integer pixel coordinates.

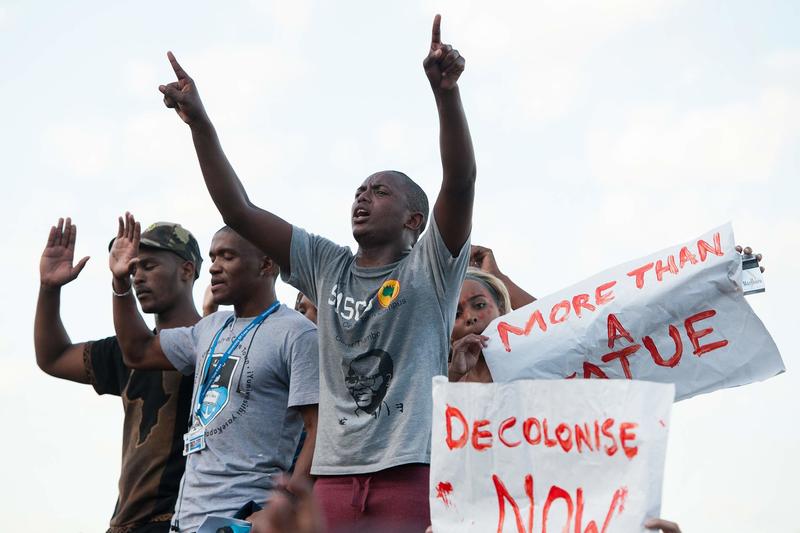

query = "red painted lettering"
[
  {"left": 678, "top": 246, "right": 698, "bottom": 269},
  {"left": 549, "top": 300, "right": 571, "bottom": 324},
  {"left": 575, "top": 486, "right": 629, "bottom": 533},
  {"left": 619, "top": 422, "right": 638, "bottom": 459},
  {"left": 472, "top": 419, "right": 493, "bottom": 451},
  {"left": 594, "top": 421, "right": 601, "bottom": 450},
  {"left": 523, "top": 418, "right": 542, "bottom": 445},
  {"left": 492, "top": 474, "right": 534, "bottom": 533},
  {"left": 595, "top": 281, "right": 617, "bottom": 305},
  {"left": 445, "top": 405, "right": 468, "bottom": 450},
  {"left": 542, "top": 486, "right": 573, "bottom": 533},
  {"left": 685, "top": 309, "right": 729, "bottom": 356},
  {"left": 572, "top": 294, "right": 596, "bottom": 318},
  {"left": 626, "top": 262, "right": 653, "bottom": 289},
  {"left": 555, "top": 423, "right": 573, "bottom": 452},
  {"left": 697, "top": 232, "right": 723, "bottom": 262},
  {"left": 499, "top": 417, "right": 521, "bottom": 448},
  {"left": 606, "top": 314, "right": 634, "bottom": 349},
  {"left": 498, "top": 310, "right": 548, "bottom": 352},
  {"left": 601, "top": 344, "right": 640, "bottom": 379},
  {"left": 654, "top": 255, "right": 679, "bottom": 281},
  {"left": 575, "top": 423, "right": 594, "bottom": 452},
  {"left": 583, "top": 362, "right": 609, "bottom": 379},
  {"left": 542, "top": 419, "right": 558, "bottom": 448},
  {"left": 601, "top": 418, "right": 618, "bottom": 456},
  {"left": 643, "top": 325, "right": 683, "bottom": 367}
]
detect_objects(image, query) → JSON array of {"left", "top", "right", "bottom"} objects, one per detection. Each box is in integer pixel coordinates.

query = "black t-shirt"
[{"left": 84, "top": 336, "right": 193, "bottom": 533}]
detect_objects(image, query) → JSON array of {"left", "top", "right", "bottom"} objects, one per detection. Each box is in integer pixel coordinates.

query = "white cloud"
[
  {"left": 247, "top": 0, "right": 313, "bottom": 37},
  {"left": 42, "top": 122, "right": 115, "bottom": 177},
  {"left": 186, "top": 44, "right": 309, "bottom": 123},
  {"left": 121, "top": 60, "right": 161, "bottom": 99},
  {"left": 586, "top": 86, "right": 800, "bottom": 187},
  {"left": 424, "top": 0, "right": 683, "bottom": 122},
  {"left": 764, "top": 48, "right": 800, "bottom": 73}
]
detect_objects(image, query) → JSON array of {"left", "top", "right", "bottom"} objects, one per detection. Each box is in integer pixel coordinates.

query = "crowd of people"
[{"left": 34, "top": 15, "right": 698, "bottom": 533}]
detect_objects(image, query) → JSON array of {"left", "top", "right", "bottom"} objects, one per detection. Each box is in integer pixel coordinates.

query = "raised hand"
[
  {"left": 159, "top": 51, "right": 208, "bottom": 126},
  {"left": 40, "top": 217, "right": 90, "bottom": 289},
  {"left": 449, "top": 333, "right": 488, "bottom": 379},
  {"left": 470, "top": 245, "right": 502, "bottom": 276},
  {"left": 109, "top": 212, "right": 141, "bottom": 281},
  {"left": 736, "top": 244, "right": 765, "bottom": 272},
  {"left": 423, "top": 14, "right": 466, "bottom": 91}
]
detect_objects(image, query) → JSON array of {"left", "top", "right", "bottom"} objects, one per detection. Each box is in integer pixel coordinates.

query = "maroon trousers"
[{"left": 313, "top": 464, "right": 430, "bottom": 533}]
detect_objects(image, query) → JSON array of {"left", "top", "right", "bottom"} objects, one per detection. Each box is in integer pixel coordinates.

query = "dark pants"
[{"left": 314, "top": 464, "right": 431, "bottom": 533}]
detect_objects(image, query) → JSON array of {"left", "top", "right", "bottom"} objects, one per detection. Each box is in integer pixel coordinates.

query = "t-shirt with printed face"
[
  {"left": 282, "top": 217, "right": 469, "bottom": 475},
  {"left": 159, "top": 305, "right": 319, "bottom": 533}
]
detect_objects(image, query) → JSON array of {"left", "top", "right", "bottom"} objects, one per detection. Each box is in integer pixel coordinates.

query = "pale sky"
[{"left": 1, "top": 1, "right": 798, "bottom": 531}]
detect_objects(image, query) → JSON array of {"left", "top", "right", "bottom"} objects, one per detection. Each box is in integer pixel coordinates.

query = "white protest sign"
[
  {"left": 483, "top": 223, "right": 784, "bottom": 400},
  {"left": 430, "top": 377, "right": 674, "bottom": 533}
]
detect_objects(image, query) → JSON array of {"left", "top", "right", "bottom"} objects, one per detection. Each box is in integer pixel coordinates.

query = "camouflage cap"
[{"left": 109, "top": 222, "right": 203, "bottom": 279}]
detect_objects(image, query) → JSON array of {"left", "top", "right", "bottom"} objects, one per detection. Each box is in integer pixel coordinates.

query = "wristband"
[{"left": 112, "top": 279, "right": 132, "bottom": 297}]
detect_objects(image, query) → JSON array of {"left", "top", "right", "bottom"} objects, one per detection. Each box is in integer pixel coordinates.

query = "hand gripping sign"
[
  {"left": 482, "top": 223, "right": 784, "bottom": 400},
  {"left": 430, "top": 377, "right": 674, "bottom": 533}
]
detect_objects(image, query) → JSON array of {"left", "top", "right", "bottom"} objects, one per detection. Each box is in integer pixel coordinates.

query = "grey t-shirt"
[
  {"left": 159, "top": 304, "right": 319, "bottom": 533},
  {"left": 283, "top": 218, "right": 469, "bottom": 475}
]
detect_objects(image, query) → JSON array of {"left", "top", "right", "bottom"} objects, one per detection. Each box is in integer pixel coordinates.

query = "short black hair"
[
  {"left": 387, "top": 170, "right": 429, "bottom": 237},
  {"left": 215, "top": 226, "right": 280, "bottom": 278}
]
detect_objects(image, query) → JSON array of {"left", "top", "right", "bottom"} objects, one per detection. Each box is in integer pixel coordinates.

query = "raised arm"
[
  {"left": 424, "top": 15, "right": 477, "bottom": 255},
  {"left": 158, "top": 52, "right": 293, "bottom": 272},
  {"left": 471, "top": 245, "right": 536, "bottom": 310},
  {"left": 34, "top": 218, "right": 92, "bottom": 383},
  {"left": 109, "top": 213, "right": 173, "bottom": 370}
]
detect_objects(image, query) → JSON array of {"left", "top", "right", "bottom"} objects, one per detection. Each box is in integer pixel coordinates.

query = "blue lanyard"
[{"left": 195, "top": 301, "right": 281, "bottom": 419}]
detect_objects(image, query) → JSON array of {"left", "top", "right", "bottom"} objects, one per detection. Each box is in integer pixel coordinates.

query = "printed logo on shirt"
[
  {"left": 328, "top": 284, "right": 374, "bottom": 323},
  {"left": 377, "top": 279, "right": 401, "bottom": 308},
  {"left": 342, "top": 349, "right": 394, "bottom": 419},
  {"left": 197, "top": 354, "right": 241, "bottom": 426},
  {"left": 327, "top": 282, "right": 406, "bottom": 326}
]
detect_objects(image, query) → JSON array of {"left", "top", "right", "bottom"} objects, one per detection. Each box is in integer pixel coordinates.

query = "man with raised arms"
[
  {"left": 158, "top": 14, "right": 475, "bottom": 531},
  {"left": 34, "top": 217, "right": 202, "bottom": 533},
  {"left": 109, "top": 214, "right": 319, "bottom": 532}
]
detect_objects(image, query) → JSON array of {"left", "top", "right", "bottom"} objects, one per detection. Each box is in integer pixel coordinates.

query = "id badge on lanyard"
[
  {"left": 183, "top": 420, "right": 206, "bottom": 456},
  {"left": 182, "top": 301, "right": 280, "bottom": 456}
]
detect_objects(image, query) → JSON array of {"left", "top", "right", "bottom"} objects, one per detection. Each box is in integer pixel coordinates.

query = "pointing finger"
[
  {"left": 167, "top": 51, "right": 190, "bottom": 80},
  {"left": 431, "top": 14, "right": 442, "bottom": 45},
  {"left": 117, "top": 216, "right": 124, "bottom": 240}
]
